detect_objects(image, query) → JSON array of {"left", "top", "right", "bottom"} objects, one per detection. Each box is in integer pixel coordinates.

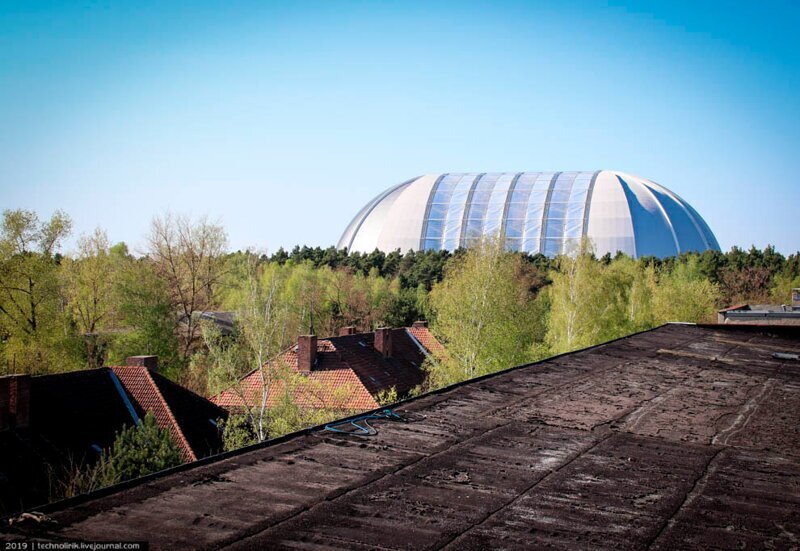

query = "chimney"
[
  {"left": 338, "top": 326, "right": 357, "bottom": 336},
  {"left": 792, "top": 288, "right": 800, "bottom": 310},
  {"left": 126, "top": 355, "right": 158, "bottom": 371},
  {"left": 412, "top": 320, "right": 428, "bottom": 328},
  {"left": 0, "top": 375, "right": 31, "bottom": 430},
  {"left": 297, "top": 335, "right": 317, "bottom": 374},
  {"left": 375, "top": 327, "right": 393, "bottom": 358}
]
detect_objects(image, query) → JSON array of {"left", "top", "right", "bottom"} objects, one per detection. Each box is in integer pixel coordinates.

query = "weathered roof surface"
[
  {"left": 6, "top": 324, "right": 800, "bottom": 549},
  {"left": 213, "top": 327, "right": 435, "bottom": 412}
]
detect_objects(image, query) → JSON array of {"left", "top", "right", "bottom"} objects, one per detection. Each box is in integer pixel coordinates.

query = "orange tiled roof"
[
  {"left": 111, "top": 366, "right": 197, "bottom": 462},
  {"left": 407, "top": 326, "right": 445, "bottom": 356},
  {"left": 213, "top": 326, "right": 443, "bottom": 413}
]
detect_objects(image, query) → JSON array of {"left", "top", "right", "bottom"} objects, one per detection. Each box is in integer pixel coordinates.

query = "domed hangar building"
[{"left": 338, "top": 171, "right": 720, "bottom": 258}]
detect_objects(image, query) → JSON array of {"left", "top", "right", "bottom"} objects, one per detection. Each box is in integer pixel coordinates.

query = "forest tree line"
[{"left": 1, "top": 208, "right": 799, "bottom": 398}]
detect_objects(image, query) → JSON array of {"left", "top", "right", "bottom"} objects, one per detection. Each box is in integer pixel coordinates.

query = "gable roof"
[
  {"left": 10, "top": 324, "right": 800, "bottom": 549},
  {"left": 213, "top": 327, "right": 439, "bottom": 412},
  {"left": 108, "top": 366, "right": 227, "bottom": 462},
  {"left": 0, "top": 366, "right": 226, "bottom": 515},
  {"left": 111, "top": 367, "right": 203, "bottom": 462}
]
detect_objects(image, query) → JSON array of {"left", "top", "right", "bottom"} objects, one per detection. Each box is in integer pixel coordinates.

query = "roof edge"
[{"left": 13, "top": 323, "right": 683, "bottom": 520}]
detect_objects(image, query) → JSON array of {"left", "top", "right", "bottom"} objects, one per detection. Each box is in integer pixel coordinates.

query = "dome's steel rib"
[
  {"left": 619, "top": 174, "right": 680, "bottom": 256},
  {"left": 498, "top": 173, "right": 524, "bottom": 245},
  {"left": 537, "top": 172, "right": 563, "bottom": 252},
  {"left": 458, "top": 173, "right": 486, "bottom": 247},
  {"left": 419, "top": 174, "right": 447, "bottom": 250},
  {"left": 645, "top": 178, "right": 711, "bottom": 250},
  {"left": 581, "top": 170, "right": 602, "bottom": 241}
]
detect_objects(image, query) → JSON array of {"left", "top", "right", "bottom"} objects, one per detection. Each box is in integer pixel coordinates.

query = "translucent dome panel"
[{"left": 340, "top": 170, "right": 720, "bottom": 259}]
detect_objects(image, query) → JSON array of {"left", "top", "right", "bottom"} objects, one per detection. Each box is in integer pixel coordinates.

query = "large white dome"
[{"left": 338, "top": 171, "right": 720, "bottom": 258}]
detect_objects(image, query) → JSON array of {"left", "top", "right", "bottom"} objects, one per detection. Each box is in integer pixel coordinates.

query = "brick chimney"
[
  {"left": 126, "top": 355, "right": 158, "bottom": 371},
  {"left": 792, "top": 288, "right": 800, "bottom": 310},
  {"left": 297, "top": 335, "right": 317, "bottom": 374},
  {"left": 338, "top": 326, "right": 356, "bottom": 336},
  {"left": 0, "top": 374, "right": 31, "bottom": 431},
  {"left": 375, "top": 327, "right": 393, "bottom": 358},
  {"left": 412, "top": 320, "right": 428, "bottom": 328}
]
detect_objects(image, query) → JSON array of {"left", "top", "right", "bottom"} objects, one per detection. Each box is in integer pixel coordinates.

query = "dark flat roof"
[{"left": 4, "top": 324, "right": 800, "bottom": 550}]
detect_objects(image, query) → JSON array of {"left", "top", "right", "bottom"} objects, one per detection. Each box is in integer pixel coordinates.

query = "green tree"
[
  {"left": 219, "top": 414, "right": 258, "bottom": 452},
  {"left": 107, "top": 254, "right": 181, "bottom": 380},
  {"left": 204, "top": 253, "right": 291, "bottom": 442},
  {"left": 62, "top": 228, "right": 117, "bottom": 369},
  {"left": 0, "top": 209, "right": 78, "bottom": 373},
  {"left": 425, "top": 237, "right": 534, "bottom": 388},
  {"left": 94, "top": 412, "right": 183, "bottom": 486},
  {"left": 146, "top": 213, "right": 228, "bottom": 367},
  {"left": 651, "top": 257, "right": 721, "bottom": 323},
  {"left": 771, "top": 273, "right": 800, "bottom": 304},
  {"left": 545, "top": 242, "right": 626, "bottom": 354},
  {"left": 55, "top": 412, "right": 183, "bottom": 498}
]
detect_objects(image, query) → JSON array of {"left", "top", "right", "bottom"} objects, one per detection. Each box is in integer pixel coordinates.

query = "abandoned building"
[
  {"left": 213, "top": 323, "right": 443, "bottom": 413},
  {"left": 718, "top": 288, "right": 800, "bottom": 325},
  {"left": 0, "top": 356, "right": 226, "bottom": 515},
  {"left": 4, "top": 323, "right": 798, "bottom": 549}
]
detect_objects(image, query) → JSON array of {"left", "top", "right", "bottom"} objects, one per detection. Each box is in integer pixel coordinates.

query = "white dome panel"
[{"left": 339, "top": 170, "right": 719, "bottom": 259}]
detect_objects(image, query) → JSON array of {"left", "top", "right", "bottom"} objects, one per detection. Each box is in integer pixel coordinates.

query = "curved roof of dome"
[{"left": 338, "top": 171, "right": 720, "bottom": 258}]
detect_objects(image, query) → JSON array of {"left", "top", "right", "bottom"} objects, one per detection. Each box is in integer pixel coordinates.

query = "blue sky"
[{"left": 1, "top": 1, "right": 798, "bottom": 254}]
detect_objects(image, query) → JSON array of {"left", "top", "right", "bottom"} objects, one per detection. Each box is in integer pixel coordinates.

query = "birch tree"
[
  {"left": 426, "top": 237, "right": 534, "bottom": 388},
  {"left": 204, "top": 256, "right": 290, "bottom": 443}
]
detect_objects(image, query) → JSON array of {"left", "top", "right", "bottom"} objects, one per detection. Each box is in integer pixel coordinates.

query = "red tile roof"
[
  {"left": 0, "top": 366, "right": 226, "bottom": 514},
  {"left": 19, "top": 324, "right": 800, "bottom": 549},
  {"left": 406, "top": 326, "right": 445, "bottom": 356},
  {"left": 213, "top": 327, "right": 442, "bottom": 413},
  {"left": 111, "top": 367, "right": 197, "bottom": 462}
]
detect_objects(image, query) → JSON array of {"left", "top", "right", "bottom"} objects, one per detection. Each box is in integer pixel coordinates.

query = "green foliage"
[
  {"left": 219, "top": 414, "right": 258, "bottom": 452},
  {"left": 61, "top": 229, "right": 117, "bottom": 369},
  {"left": 0, "top": 209, "right": 81, "bottom": 374},
  {"left": 650, "top": 257, "right": 721, "bottom": 324},
  {"left": 545, "top": 246, "right": 722, "bottom": 355},
  {"left": 425, "top": 237, "right": 536, "bottom": 388},
  {"left": 375, "top": 386, "right": 398, "bottom": 406},
  {"left": 1, "top": 207, "right": 796, "bottom": 397},
  {"left": 771, "top": 273, "right": 800, "bottom": 304},
  {"left": 546, "top": 241, "right": 626, "bottom": 354},
  {"left": 54, "top": 412, "right": 183, "bottom": 498},
  {"left": 93, "top": 412, "right": 183, "bottom": 487},
  {"left": 106, "top": 255, "right": 181, "bottom": 379}
]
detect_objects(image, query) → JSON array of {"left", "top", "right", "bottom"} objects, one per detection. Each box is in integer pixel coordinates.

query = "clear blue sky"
[{"left": 1, "top": 1, "right": 798, "bottom": 254}]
